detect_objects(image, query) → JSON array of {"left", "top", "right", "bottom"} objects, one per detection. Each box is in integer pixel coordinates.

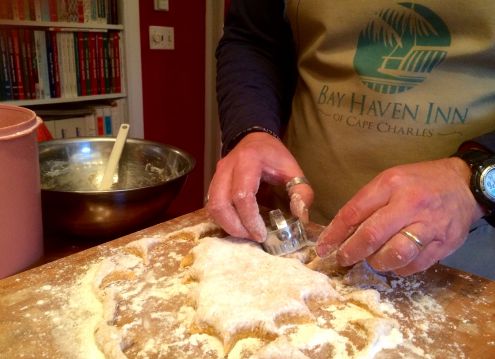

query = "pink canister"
[{"left": 0, "top": 105, "right": 43, "bottom": 278}]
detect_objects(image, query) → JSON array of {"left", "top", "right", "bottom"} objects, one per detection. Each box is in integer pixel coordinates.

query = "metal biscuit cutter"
[{"left": 262, "top": 209, "right": 312, "bottom": 255}]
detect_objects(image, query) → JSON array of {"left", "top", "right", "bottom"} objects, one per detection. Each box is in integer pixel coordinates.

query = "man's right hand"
[{"left": 206, "top": 132, "right": 313, "bottom": 242}]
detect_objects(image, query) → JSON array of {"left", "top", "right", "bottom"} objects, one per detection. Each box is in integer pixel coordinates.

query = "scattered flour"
[{"left": 20, "top": 220, "right": 463, "bottom": 359}]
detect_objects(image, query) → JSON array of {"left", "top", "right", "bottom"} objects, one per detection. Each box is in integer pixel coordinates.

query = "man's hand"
[
  {"left": 316, "top": 157, "right": 485, "bottom": 276},
  {"left": 207, "top": 132, "right": 313, "bottom": 242}
]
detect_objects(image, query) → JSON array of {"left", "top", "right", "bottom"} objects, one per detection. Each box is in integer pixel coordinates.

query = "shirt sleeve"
[
  {"left": 471, "top": 132, "right": 495, "bottom": 153},
  {"left": 216, "top": 0, "right": 297, "bottom": 156}
]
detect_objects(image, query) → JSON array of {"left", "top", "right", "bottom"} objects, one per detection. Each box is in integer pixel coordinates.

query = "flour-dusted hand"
[
  {"left": 316, "top": 157, "right": 486, "bottom": 276},
  {"left": 207, "top": 132, "right": 314, "bottom": 243}
]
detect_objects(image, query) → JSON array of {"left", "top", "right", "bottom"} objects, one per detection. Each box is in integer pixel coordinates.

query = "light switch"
[
  {"left": 154, "top": 0, "right": 169, "bottom": 11},
  {"left": 149, "top": 26, "right": 174, "bottom": 50}
]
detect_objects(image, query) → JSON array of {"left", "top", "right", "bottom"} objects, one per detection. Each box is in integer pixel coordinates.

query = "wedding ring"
[
  {"left": 285, "top": 176, "right": 309, "bottom": 191},
  {"left": 400, "top": 230, "right": 424, "bottom": 249}
]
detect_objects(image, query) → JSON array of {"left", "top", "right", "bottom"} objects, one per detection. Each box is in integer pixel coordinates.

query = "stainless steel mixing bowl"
[{"left": 39, "top": 137, "right": 195, "bottom": 239}]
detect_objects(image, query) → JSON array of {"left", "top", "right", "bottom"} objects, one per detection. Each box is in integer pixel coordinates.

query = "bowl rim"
[{"left": 39, "top": 137, "right": 196, "bottom": 194}]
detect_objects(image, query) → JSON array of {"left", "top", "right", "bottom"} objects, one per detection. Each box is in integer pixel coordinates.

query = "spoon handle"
[{"left": 99, "top": 123, "right": 130, "bottom": 190}]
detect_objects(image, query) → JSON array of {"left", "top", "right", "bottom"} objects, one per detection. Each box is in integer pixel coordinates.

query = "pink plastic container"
[{"left": 0, "top": 105, "right": 43, "bottom": 278}]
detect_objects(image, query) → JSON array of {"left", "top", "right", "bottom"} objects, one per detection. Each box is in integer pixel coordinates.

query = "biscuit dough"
[{"left": 88, "top": 223, "right": 404, "bottom": 358}]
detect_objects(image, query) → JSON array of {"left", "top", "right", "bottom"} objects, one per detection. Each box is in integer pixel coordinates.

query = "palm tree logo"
[{"left": 354, "top": 2, "right": 451, "bottom": 94}]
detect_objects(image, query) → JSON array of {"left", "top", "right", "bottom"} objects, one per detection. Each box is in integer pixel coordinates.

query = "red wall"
[{"left": 139, "top": 1, "right": 206, "bottom": 218}]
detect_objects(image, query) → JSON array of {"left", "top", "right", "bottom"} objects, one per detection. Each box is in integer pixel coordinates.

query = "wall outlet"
[{"left": 149, "top": 26, "right": 174, "bottom": 50}]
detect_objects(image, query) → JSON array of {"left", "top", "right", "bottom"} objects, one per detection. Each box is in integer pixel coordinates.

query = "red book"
[
  {"left": 17, "top": 0, "right": 26, "bottom": 21},
  {"left": 76, "top": 0, "right": 84, "bottom": 22},
  {"left": 83, "top": 33, "right": 91, "bottom": 95},
  {"left": 48, "top": 0, "right": 57, "bottom": 21},
  {"left": 88, "top": 32, "right": 97, "bottom": 95},
  {"left": 96, "top": 108, "right": 104, "bottom": 136},
  {"left": 96, "top": 32, "right": 104, "bottom": 94},
  {"left": 50, "top": 32, "right": 61, "bottom": 97},
  {"left": 11, "top": 29, "right": 25, "bottom": 100},
  {"left": 28, "top": 0, "right": 36, "bottom": 21},
  {"left": 112, "top": 32, "right": 121, "bottom": 93},
  {"left": 5, "top": 2, "right": 13, "bottom": 19},
  {"left": 77, "top": 32, "right": 87, "bottom": 96}
]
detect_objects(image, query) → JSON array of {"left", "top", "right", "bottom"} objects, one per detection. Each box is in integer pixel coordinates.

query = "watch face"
[{"left": 481, "top": 165, "right": 495, "bottom": 202}]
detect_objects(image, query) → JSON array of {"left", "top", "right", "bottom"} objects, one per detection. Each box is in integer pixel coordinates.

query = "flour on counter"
[{"left": 34, "top": 220, "right": 463, "bottom": 359}]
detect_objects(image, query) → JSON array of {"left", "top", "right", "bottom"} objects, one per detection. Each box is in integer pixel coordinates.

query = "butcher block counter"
[{"left": 1, "top": 208, "right": 495, "bottom": 358}]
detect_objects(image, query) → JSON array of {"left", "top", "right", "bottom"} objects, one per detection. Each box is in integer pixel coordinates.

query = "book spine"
[
  {"left": 83, "top": 32, "right": 91, "bottom": 95},
  {"left": 27, "top": 0, "right": 36, "bottom": 20},
  {"left": 40, "top": 0, "right": 50, "bottom": 21},
  {"left": 0, "top": 3, "right": 6, "bottom": 20},
  {"left": 104, "top": 106, "right": 112, "bottom": 135},
  {"left": 73, "top": 32, "right": 81, "bottom": 96},
  {"left": 85, "top": 113, "right": 97, "bottom": 136},
  {"left": 108, "top": 0, "right": 117, "bottom": 24},
  {"left": 57, "top": 0, "right": 68, "bottom": 22},
  {"left": 11, "top": 1, "right": 19, "bottom": 21},
  {"left": 48, "top": 0, "right": 57, "bottom": 21},
  {"left": 0, "top": 30, "right": 13, "bottom": 100},
  {"left": 111, "top": 31, "right": 119, "bottom": 93},
  {"left": 76, "top": 0, "right": 84, "bottom": 22},
  {"left": 118, "top": 29, "right": 125, "bottom": 93},
  {"left": 88, "top": 32, "right": 97, "bottom": 95},
  {"left": 76, "top": 32, "right": 86, "bottom": 96},
  {"left": 95, "top": 107, "right": 104, "bottom": 135},
  {"left": 16, "top": 0, "right": 25, "bottom": 20},
  {"left": 102, "top": 32, "right": 110, "bottom": 94},
  {"left": 83, "top": 0, "right": 91, "bottom": 23},
  {"left": 34, "top": 30, "right": 49, "bottom": 99},
  {"left": 56, "top": 33, "right": 66, "bottom": 98},
  {"left": 97, "top": 0, "right": 105, "bottom": 24},
  {"left": 18, "top": 29, "right": 30, "bottom": 99},
  {"left": 33, "top": 0, "right": 42, "bottom": 21},
  {"left": 52, "top": 31, "right": 60, "bottom": 97},
  {"left": 90, "top": 0, "right": 97, "bottom": 23},
  {"left": 6, "top": 31, "right": 18, "bottom": 100},
  {"left": 5, "top": 2, "right": 14, "bottom": 20},
  {"left": 11, "top": 29, "right": 25, "bottom": 100},
  {"left": 96, "top": 31, "right": 104, "bottom": 94},
  {"left": 45, "top": 31, "right": 60, "bottom": 98},
  {"left": 24, "top": 29, "right": 37, "bottom": 99},
  {"left": 45, "top": 31, "right": 56, "bottom": 98},
  {"left": 67, "top": 33, "right": 77, "bottom": 97},
  {"left": 108, "top": 31, "right": 115, "bottom": 93},
  {"left": 66, "top": 0, "right": 76, "bottom": 22}
]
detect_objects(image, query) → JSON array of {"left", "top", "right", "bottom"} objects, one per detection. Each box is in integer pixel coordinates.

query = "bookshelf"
[{"left": 0, "top": 0, "right": 144, "bottom": 138}]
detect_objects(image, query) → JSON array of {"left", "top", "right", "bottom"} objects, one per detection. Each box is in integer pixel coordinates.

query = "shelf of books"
[
  {"left": 0, "top": 0, "right": 120, "bottom": 25},
  {"left": 0, "top": 1, "right": 125, "bottom": 104},
  {"left": 0, "top": 0, "right": 137, "bottom": 140},
  {"left": 31, "top": 98, "right": 127, "bottom": 139}
]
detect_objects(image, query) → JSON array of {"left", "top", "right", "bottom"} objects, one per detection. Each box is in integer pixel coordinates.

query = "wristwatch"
[{"left": 454, "top": 150, "right": 495, "bottom": 222}]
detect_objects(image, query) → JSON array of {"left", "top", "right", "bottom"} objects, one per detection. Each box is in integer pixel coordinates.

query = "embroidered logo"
[{"left": 354, "top": 2, "right": 451, "bottom": 94}]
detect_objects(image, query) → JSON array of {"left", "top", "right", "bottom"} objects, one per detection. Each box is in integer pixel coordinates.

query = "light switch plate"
[
  {"left": 154, "top": 0, "right": 169, "bottom": 11},
  {"left": 149, "top": 26, "right": 174, "bottom": 50}
]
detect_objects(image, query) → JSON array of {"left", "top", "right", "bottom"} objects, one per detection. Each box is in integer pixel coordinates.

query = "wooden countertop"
[{"left": 1, "top": 209, "right": 494, "bottom": 358}]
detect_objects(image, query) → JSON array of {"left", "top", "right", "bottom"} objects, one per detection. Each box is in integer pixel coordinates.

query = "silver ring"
[
  {"left": 286, "top": 176, "right": 309, "bottom": 191},
  {"left": 400, "top": 230, "right": 424, "bottom": 249}
]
